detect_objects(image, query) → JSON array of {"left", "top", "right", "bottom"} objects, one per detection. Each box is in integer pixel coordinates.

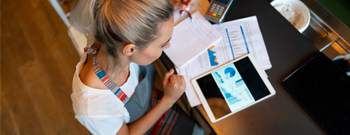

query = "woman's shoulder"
[
  {"left": 72, "top": 76, "right": 127, "bottom": 117},
  {"left": 79, "top": 54, "right": 108, "bottom": 90}
]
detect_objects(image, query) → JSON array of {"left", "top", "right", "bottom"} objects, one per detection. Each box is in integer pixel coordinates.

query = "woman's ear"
[{"left": 122, "top": 44, "right": 137, "bottom": 57}]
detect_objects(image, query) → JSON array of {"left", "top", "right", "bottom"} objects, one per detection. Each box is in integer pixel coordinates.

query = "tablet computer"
[{"left": 191, "top": 54, "right": 276, "bottom": 123}]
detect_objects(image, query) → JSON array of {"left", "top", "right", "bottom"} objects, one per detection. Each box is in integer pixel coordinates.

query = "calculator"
[{"left": 205, "top": 0, "right": 235, "bottom": 24}]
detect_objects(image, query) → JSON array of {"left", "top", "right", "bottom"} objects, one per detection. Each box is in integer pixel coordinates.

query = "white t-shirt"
[{"left": 71, "top": 54, "right": 141, "bottom": 135}]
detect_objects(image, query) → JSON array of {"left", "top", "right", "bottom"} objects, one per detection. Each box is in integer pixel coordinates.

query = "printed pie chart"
[{"left": 224, "top": 67, "right": 235, "bottom": 77}]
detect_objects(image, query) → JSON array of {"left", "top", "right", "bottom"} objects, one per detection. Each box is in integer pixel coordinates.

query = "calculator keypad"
[{"left": 209, "top": 3, "right": 225, "bottom": 18}]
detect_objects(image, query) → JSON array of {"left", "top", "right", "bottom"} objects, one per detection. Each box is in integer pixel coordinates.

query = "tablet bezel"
[{"left": 191, "top": 54, "right": 276, "bottom": 123}]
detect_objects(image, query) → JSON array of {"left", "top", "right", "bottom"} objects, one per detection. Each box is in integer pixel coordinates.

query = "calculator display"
[{"left": 216, "top": 0, "right": 229, "bottom": 5}]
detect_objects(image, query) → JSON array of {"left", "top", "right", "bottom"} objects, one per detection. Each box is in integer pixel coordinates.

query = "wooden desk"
[{"left": 158, "top": 0, "right": 326, "bottom": 134}]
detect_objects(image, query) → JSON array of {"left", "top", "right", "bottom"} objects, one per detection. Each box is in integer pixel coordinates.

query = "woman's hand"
[
  {"left": 126, "top": 69, "right": 185, "bottom": 135},
  {"left": 174, "top": 0, "right": 196, "bottom": 16},
  {"left": 162, "top": 69, "right": 186, "bottom": 104}
]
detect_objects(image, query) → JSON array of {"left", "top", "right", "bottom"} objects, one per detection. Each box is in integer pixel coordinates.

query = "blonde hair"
[{"left": 70, "top": 0, "right": 174, "bottom": 73}]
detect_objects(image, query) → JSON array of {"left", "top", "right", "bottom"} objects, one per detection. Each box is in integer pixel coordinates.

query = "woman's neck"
[{"left": 96, "top": 48, "right": 131, "bottom": 86}]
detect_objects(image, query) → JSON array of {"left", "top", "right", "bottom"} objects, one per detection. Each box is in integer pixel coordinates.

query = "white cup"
[{"left": 271, "top": 0, "right": 311, "bottom": 33}]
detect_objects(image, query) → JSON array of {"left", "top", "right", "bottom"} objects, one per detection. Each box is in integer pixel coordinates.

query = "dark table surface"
[{"left": 160, "top": 0, "right": 325, "bottom": 134}]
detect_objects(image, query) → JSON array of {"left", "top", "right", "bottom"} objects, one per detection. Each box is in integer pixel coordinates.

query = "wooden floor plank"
[
  {"left": 1, "top": 0, "right": 90, "bottom": 134},
  {"left": 1, "top": 45, "right": 46, "bottom": 134},
  {"left": 1, "top": 92, "right": 20, "bottom": 135}
]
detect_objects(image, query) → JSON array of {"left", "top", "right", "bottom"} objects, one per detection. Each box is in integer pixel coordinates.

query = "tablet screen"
[{"left": 196, "top": 57, "right": 270, "bottom": 119}]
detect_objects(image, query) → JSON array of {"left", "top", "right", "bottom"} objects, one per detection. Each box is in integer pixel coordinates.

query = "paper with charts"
[
  {"left": 178, "top": 16, "right": 272, "bottom": 107},
  {"left": 164, "top": 11, "right": 222, "bottom": 68}
]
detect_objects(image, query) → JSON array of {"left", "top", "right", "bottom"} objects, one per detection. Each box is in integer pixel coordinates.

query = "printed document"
[
  {"left": 164, "top": 11, "right": 222, "bottom": 68},
  {"left": 178, "top": 16, "right": 272, "bottom": 107}
]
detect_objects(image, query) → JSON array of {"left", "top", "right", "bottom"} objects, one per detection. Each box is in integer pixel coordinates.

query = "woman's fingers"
[
  {"left": 166, "top": 73, "right": 185, "bottom": 89},
  {"left": 172, "top": 75, "right": 186, "bottom": 90},
  {"left": 181, "top": 0, "right": 192, "bottom": 6},
  {"left": 179, "top": 10, "right": 185, "bottom": 16},
  {"left": 170, "top": 74, "right": 178, "bottom": 85},
  {"left": 163, "top": 69, "right": 174, "bottom": 85},
  {"left": 162, "top": 71, "right": 187, "bottom": 103},
  {"left": 183, "top": 0, "right": 192, "bottom": 11},
  {"left": 175, "top": 0, "right": 193, "bottom": 11}
]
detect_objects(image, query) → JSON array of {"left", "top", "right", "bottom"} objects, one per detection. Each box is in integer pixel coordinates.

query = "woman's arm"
[{"left": 116, "top": 69, "right": 186, "bottom": 135}]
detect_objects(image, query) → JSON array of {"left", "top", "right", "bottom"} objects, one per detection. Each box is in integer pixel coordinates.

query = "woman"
[{"left": 70, "top": 0, "right": 201, "bottom": 134}]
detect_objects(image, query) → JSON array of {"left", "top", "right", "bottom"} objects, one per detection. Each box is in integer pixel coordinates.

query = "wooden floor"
[{"left": 1, "top": 0, "right": 91, "bottom": 134}]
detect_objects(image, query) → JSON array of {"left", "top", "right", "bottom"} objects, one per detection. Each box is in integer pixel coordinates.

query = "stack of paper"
[
  {"left": 175, "top": 16, "right": 272, "bottom": 107},
  {"left": 164, "top": 11, "right": 222, "bottom": 68}
]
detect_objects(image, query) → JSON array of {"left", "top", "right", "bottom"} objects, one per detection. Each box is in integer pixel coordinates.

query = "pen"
[{"left": 181, "top": 0, "right": 193, "bottom": 22}]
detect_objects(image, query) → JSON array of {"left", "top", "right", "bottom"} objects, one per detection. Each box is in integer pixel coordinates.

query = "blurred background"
[{"left": 318, "top": 0, "right": 349, "bottom": 28}]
